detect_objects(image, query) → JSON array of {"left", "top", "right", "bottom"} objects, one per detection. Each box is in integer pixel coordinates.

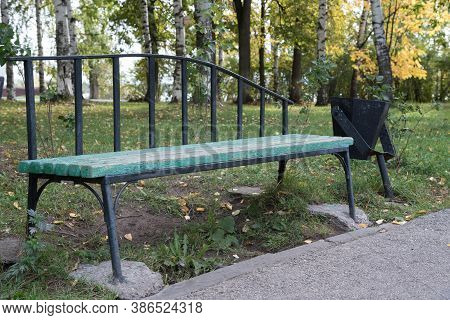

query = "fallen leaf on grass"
[
  {"left": 13, "top": 201, "right": 22, "bottom": 210},
  {"left": 137, "top": 180, "right": 146, "bottom": 187},
  {"left": 358, "top": 223, "right": 368, "bottom": 229},
  {"left": 222, "top": 202, "right": 233, "bottom": 211},
  {"left": 392, "top": 220, "right": 407, "bottom": 225},
  {"left": 232, "top": 254, "right": 239, "bottom": 259},
  {"left": 304, "top": 239, "right": 313, "bottom": 244},
  {"left": 375, "top": 219, "right": 384, "bottom": 225},
  {"left": 231, "top": 210, "right": 240, "bottom": 216},
  {"left": 124, "top": 233, "right": 133, "bottom": 241},
  {"left": 184, "top": 215, "right": 191, "bottom": 221},
  {"left": 7, "top": 191, "right": 14, "bottom": 196},
  {"left": 405, "top": 215, "right": 412, "bottom": 221},
  {"left": 69, "top": 212, "right": 80, "bottom": 218},
  {"left": 195, "top": 207, "right": 205, "bottom": 212},
  {"left": 52, "top": 220, "right": 64, "bottom": 225},
  {"left": 213, "top": 192, "right": 220, "bottom": 196},
  {"left": 416, "top": 210, "right": 427, "bottom": 214},
  {"left": 242, "top": 225, "right": 249, "bottom": 233}
]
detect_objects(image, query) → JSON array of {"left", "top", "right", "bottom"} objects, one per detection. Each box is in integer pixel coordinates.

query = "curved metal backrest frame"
[{"left": 7, "top": 54, "right": 294, "bottom": 161}]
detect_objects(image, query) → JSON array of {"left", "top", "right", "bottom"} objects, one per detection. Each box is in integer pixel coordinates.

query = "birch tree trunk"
[
  {"left": 53, "top": 0, "right": 73, "bottom": 97},
  {"left": 171, "top": 0, "right": 185, "bottom": 103},
  {"left": 194, "top": 0, "right": 215, "bottom": 104},
  {"left": 350, "top": 0, "right": 369, "bottom": 98},
  {"left": 289, "top": 46, "right": 302, "bottom": 103},
  {"left": 316, "top": 0, "right": 328, "bottom": 106},
  {"left": 272, "top": 41, "right": 279, "bottom": 92},
  {"left": 370, "top": 0, "right": 393, "bottom": 100},
  {"left": 140, "top": 0, "right": 151, "bottom": 54},
  {"left": 233, "top": 0, "right": 252, "bottom": 103},
  {"left": 67, "top": 0, "right": 77, "bottom": 55},
  {"left": 35, "top": 0, "right": 45, "bottom": 93},
  {"left": 1, "top": 0, "right": 15, "bottom": 100}
]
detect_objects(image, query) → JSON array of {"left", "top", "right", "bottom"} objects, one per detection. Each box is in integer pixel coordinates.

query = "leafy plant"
[
  {"left": 0, "top": 23, "right": 30, "bottom": 65},
  {"left": 152, "top": 232, "right": 219, "bottom": 280},
  {"left": 209, "top": 216, "right": 239, "bottom": 250}
]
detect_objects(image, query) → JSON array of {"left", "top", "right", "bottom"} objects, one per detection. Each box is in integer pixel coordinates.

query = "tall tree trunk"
[
  {"left": 370, "top": 0, "right": 393, "bottom": 100},
  {"left": 350, "top": 0, "right": 369, "bottom": 98},
  {"left": 171, "top": 0, "right": 185, "bottom": 103},
  {"left": 140, "top": 0, "right": 151, "bottom": 54},
  {"left": 272, "top": 41, "right": 279, "bottom": 92},
  {"left": 194, "top": 0, "right": 215, "bottom": 104},
  {"left": 35, "top": 0, "right": 45, "bottom": 93},
  {"left": 316, "top": 0, "right": 328, "bottom": 106},
  {"left": 148, "top": 0, "right": 159, "bottom": 99},
  {"left": 1, "top": 0, "right": 15, "bottom": 100},
  {"left": 259, "top": 0, "right": 266, "bottom": 87},
  {"left": 53, "top": 0, "right": 73, "bottom": 98},
  {"left": 233, "top": 0, "right": 252, "bottom": 103},
  {"left": 88, "top": 61, "right": 99, "bottom": 99},
  {"left": 67, "top": 0, "right": 77, "bottom": 55},
  {"left": 289, "top": 46, "right": 302, "bottom": 103},
  {"left": 217, "top": 44, "right": 224, "bottom": 102}
]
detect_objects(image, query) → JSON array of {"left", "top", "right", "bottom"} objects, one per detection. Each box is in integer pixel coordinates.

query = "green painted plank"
[{"left": 18, "top": 134, "right": 353, "bottom": 178}]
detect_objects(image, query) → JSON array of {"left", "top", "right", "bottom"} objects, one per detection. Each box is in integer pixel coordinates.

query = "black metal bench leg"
[
  {"left": 336, "top": 151, "right": 356, "bottom": 220},
  {"left": 26, "top": 175, "right": 39, "bottom": 236},
  {"left": 101, "top": 182, "right": 125, "bottom": 283},
  {"left": 376, "top": 154, "right": 394, "bottom": 199},
  {"left": 278, "top": 160, "right": 287, "bottom": 183}
]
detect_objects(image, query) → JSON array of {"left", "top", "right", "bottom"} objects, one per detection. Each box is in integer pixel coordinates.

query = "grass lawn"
[{"left": 0, "top": 99, "right": 448, "bottom": 299}]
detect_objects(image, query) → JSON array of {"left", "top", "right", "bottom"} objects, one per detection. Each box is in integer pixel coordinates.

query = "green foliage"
[
  {"left": 302, "top": 58, "right": 337, "bottom": 101},
  {"left": 0, "top": 23, "right": 29, "bottom": 65},
  {"left": 152, "top": 232, "right": 219, "bottom": 279},
  {"left": 209, "top": 216, "right": 239, "bottom": 250}
]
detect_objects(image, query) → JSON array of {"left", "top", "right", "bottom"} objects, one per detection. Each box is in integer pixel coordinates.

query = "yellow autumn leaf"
[{"left": 124, "top": 233, "right": 133, "bottom": 241}]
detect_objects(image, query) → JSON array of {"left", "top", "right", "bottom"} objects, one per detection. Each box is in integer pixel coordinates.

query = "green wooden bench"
[{"left": 12, "top": 54, "right": 356, "bottom": 283}]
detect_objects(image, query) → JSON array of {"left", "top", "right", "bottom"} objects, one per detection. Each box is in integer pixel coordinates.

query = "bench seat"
[{"left": 18, "top": 134, "right": 353, "bottom": 179}]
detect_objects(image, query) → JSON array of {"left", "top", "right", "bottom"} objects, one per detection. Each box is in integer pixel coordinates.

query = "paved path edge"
[{"left": 147, "top": 223, "right": 400, "bottom": 300}]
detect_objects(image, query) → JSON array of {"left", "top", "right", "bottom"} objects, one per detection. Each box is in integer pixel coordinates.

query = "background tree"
[
  {"left": 370, "top": 0, "right": 393, "bottom": 100},
  {"left": 316, "top": 0, "right": 328, "bottom": 105},
  {"left": 172, "top": 0, "right": 185, "bottom": 103},
  {"left": 1, "top": 0, "right": 15, "bottom": 100},
  {"left": 53, "top": 0, "right": 77, "bottom": 98},
  {"left": 233, "top": 0, "right": 252, "bottom": 102}
]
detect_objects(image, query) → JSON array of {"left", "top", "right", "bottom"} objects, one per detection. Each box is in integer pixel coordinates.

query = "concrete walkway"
[{"left": 149, "top": 209, "right": 449, "bottom": 299}]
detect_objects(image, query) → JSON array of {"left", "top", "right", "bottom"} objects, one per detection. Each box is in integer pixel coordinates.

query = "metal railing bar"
[
  {"left": 148, "top": 56, "right": 156, "bottom": 148},
  {"left": 181, "top": 59, "right": 188, "bottom": 145},
  {"left": 237, "top": 78, "right": 243, "bottom": 139},
  {"left": 210, "top": 66, "right": 218, "bottom": 142},
  {"left": 24, "top": 60, "right": 37, "bottom": 160},
  {"left": 74, "top": 58, "right": 83, "bottom": 155},
  {"left": 7, "top": 54, "right": 294, "bottom": 104},
  {"left": 259, "top": 88, "right": 265, "bottom": 137},
  {"left": 112, "top": 57, "right": 121, "bottom": 152}
]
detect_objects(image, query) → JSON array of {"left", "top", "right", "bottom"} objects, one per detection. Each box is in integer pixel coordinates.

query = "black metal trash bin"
[{"left": 331, "top": 97, "right": 396, "bottom": 199}]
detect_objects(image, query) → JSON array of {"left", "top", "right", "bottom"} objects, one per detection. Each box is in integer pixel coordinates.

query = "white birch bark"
[
  {"left": 171, "top": 0, "right": 185, "bottom": 103},
  {"left": 1, "top": 0, "right": 15, "bottom": 100},
  {"left": 53, "top": 0, "right": 73, "bottom": 97},
  {"left": 35, "top": 0, "right": 45, "bottom": 92},
  {"left": 67, "top": 0, "right": 78, "bottom": 55},
  {"left": 370, "top": 0, "right": 393, "bottom": 100},
  {"left": 140, "top": 0, "right": 151, "bottom": 54}
]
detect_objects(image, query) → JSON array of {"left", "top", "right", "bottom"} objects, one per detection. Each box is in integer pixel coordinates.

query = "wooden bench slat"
[{"left": 18, "top": 134, "right": 353, "bottom": 178}]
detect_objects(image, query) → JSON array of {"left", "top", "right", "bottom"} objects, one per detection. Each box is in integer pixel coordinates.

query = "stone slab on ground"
[
  {"left": 148, "top": 209, "right": 449, "bottom": 300},
  {"left": 0, "top": 237, "right": 23, "bottom": 265},
  {"left": 308, "top": 203, "right": 371, "bottom": 231},
  {"left": 228, "top": 186, "right": 263, "bottom": 197},
  {"left": 70, "top": 260, "right": 164, "bottom": 299}
]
